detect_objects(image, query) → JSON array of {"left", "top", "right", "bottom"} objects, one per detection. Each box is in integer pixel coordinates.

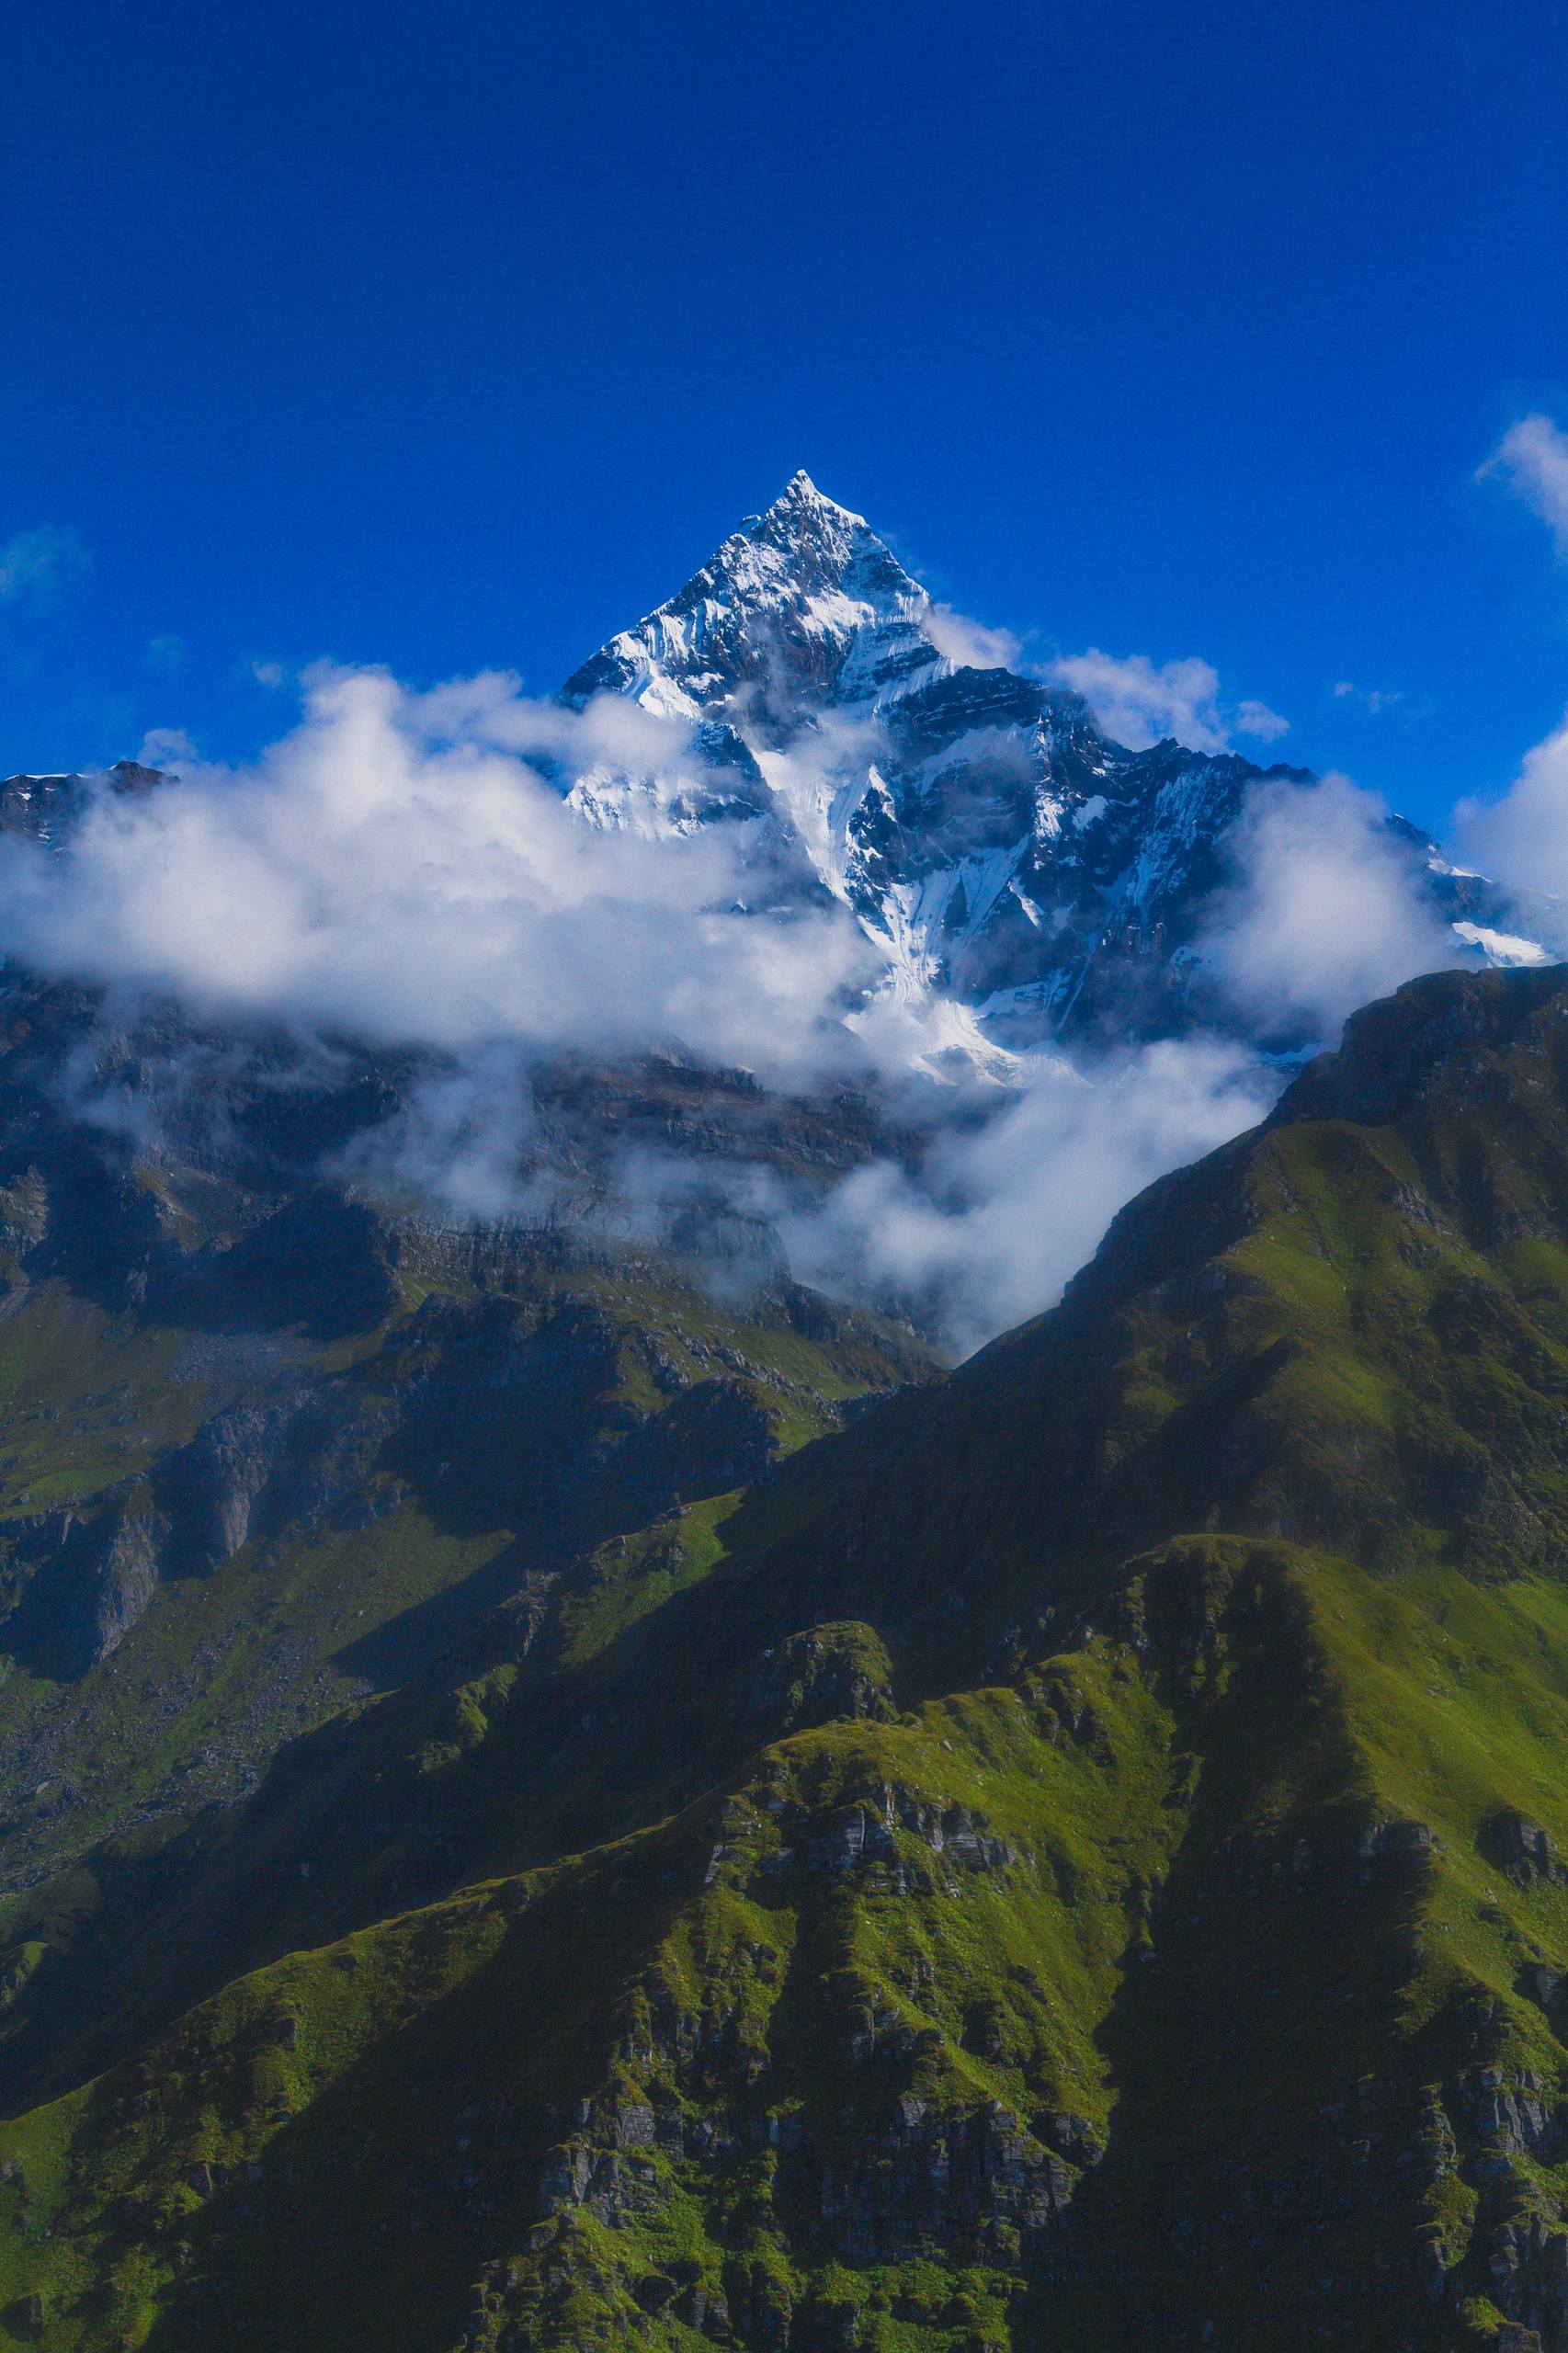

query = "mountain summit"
[
  {"left": 0, "top": 480, "right": 1540, "bottom": 1060},
  {"left": 562, "top": 470, "right": 941, "bottom": 735},
  {"left": 559, "top": 476, "right": 1532, "bottom": 1051},
  {"left": 1, "top": 484, "right": 1567, "bottom": 2349}
]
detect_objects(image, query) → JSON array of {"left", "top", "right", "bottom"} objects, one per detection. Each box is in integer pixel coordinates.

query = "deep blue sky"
[{"left": 5, "top": 0, "right": 1567, "bottom": 829}]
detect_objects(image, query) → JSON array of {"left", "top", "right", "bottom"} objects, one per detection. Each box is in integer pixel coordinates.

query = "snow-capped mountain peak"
[
  {"left": 562, "top": 470, "right": 948, "bottom": 741},
  {"left": 553, "top": 473, "right": 1546, "bottom": 1059},
  {"left": 740, "top": 466, "right": 881, "bottom": 554}
]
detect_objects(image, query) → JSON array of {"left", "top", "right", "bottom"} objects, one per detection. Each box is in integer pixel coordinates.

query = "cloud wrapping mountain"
[
  {"left": 0, "top": 666, "right": 877, "bottom": 1086},
  {"left": 1, "top": 470, "right": 1563, "bottom": 1349},
  {"left": 1199, "top": 770, "right": 1467, "bottom": 1034}
]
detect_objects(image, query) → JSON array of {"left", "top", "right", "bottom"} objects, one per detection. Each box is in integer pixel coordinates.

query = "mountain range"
[
  {"left": 559, "top": 470, "right": 1544, "bottom": 1057},
  {"left": 1, "top": 483, "right": 1568, "bottom": 2352},
  {"left": 2, "top": 472, "right": 1549, "bottom": 1079},
  {"left": 5, "top": 964, "right": 1568, "bottom": 2350}
]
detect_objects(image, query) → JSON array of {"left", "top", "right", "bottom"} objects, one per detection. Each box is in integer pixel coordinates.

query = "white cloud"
[
  {"left": 331, "top": 1040, "right": 549, "bottom": 1224},
  {"left": 137, "top": 726, "right": 199, "bottom": 770},
  {"left": 1199, "top": 771, "right": 1460, "bottom": 1035},
  {"left": 0, "top": 525, "right": 90, "bottom": 614},
  {"left": 1233, "top": 699, "right": 1292, "bottom": 743},
  {"left": 1482, "top": 413, "right": 1568, "bottom": 554},
  {"left": 1333, "top": 680, "right": 1403, "bottom": 716},
  {"left": 1454, "top": 710, "right": 1568, "bottom": 916},
  {"left": 0, "top": 666, "right": 876, "bottom": 1090},
  {"left": 781, "top": 1037, "right": 1277, "bottom": 1354},
  {"left": 1043, "top": 648, "right": 1288, "bottom": 754},
  {"left": 921, "top": 603, "right": 1024, "bottom": 671}
]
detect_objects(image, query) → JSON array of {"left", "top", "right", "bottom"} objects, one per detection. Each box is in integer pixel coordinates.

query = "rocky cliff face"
[{"left": 0, "top": 758, "right": 162, "bottom": 849}]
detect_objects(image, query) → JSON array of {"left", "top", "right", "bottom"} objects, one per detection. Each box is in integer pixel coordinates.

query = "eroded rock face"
[
  {"left": 749, "top": 1621, "right": 897, "bottom": 1738},
  {"left": 0, "top": 1383, "right": 384, "bottom": 1676},
  {"left": 159, "top": 1398, "right": 311, "bottom": 1574},
  {"left": 1489, "top": 1810, "right": 1568, "bottom": 1888},
  {"left": 520, "top": 1770, "right": 1085, "bottom": 2345},
  {"left": 6, "top": 1486, "right": 165, "bottom": 1672},
  {"left": 775, "top": 2097, "right": 1080, "bottom": 2272},
  {"left": 0, "top": 760, "right": 164, "bottom": 850},
  {"left": 1488, "top": 2218, "right": 1568, "bottom": 2351}
]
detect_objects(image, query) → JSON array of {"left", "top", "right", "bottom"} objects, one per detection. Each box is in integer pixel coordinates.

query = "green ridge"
[{"left": 9, "top": 968, "right": 1568, "bottom": 2346}]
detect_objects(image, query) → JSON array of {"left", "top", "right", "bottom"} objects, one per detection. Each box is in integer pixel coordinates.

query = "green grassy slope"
[
  {"left": 12, "top": 967, "right": 1568, "bottom": 2347},
  {"left": 0, "top": 1210, "right": 930, "bottom": 2119}
]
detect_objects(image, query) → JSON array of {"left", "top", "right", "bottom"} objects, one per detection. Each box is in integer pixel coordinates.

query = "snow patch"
[{"left": 1451, "top": 920, "right": 1551, "bottom": 968}]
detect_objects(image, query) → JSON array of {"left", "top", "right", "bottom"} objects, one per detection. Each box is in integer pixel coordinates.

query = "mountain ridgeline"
[
  {"left": 6, "top": 964, "right": 1568, "bottom": 2349},
  {"left": 2, "top": 474, "right": 1542, "bottom": 1074},
  {"left": 0, "top": 478, "right": 1565, "bottom": 2352},
  {"left": 556, "top": 469, "right": 1533, "bottom": 1054}
]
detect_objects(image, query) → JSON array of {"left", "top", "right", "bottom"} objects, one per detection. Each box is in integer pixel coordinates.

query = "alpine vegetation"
[
  {"left": 5, "top": 473, "right": 1568, "bottom": 2353},
  {"left": 11, "top": 5, "right": 1568, "bottom": 2341}
]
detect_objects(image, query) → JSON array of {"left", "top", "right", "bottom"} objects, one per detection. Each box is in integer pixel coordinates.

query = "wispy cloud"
[
  {"left": 1199, "top": 772, "right": 1460, "bottom": 1034},
  {"left": 144, "top": 634, "right": 185, "bottom": 675},
  {"left": 780, "top": 1037, "right": 1277, "bottom": 1354},
  {"left": 1233, "top": 698, "right": 1291, "bottom": 743},
  {"left": 921, "top": 603, "right": 1023, "bottom": 671},
  {"left": 1455, "top": 710, "right": 1568, "bottom": 917},
  {"left": 0, "top": 525, "right": 90, "bottom": 614},
  {"left": 1333, "top": 680, "right": 1403, "bottom": 716},
  {"left": 1481, "top": 413, "right": 1568, "bottom": 555},
  {"left": 1043, "top": 648, "right": 1288, "bottom": 755}
]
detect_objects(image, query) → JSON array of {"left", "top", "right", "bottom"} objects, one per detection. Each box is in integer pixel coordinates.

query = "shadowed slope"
[{"left": 11, "top": 969, "right": 1568, "bottom": 2347}]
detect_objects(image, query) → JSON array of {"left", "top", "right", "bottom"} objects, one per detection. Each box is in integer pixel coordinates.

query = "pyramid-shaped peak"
[
  {"left": 562, "top": 471, "right": 934, "bottom": 726},
  {"left": 762, "top": 469, "right": 869, "bottom": 529},
  {"left": 733, "top": 472, "right": 917, "bottom": 607}
]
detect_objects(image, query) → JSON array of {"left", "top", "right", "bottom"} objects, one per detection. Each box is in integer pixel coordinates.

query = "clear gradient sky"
[{"left": 5, "top": 0, "right": 1568, "bottom": 830}]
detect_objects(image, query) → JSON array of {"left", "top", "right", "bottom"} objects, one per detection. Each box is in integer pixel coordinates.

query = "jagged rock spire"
[
  {"left": 560, "top": 472, "right": 935, "bottom": 727},
  {"left": 554, "top": 474, "right": 1521, "bottom": 1063}
]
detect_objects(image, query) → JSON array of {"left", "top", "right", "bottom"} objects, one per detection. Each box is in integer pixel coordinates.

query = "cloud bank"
[
  {"left": 0, "top": 667, "right": 876, "bottom": 1087},
  {"left": 0, "top": 663, "right": 1309, "bottom": 1347},
  {"left": 6, "top": 655, "right": 1562, "bottom": 1357},
  {"left": 1200, "top": 771, "right": 1464, "bottom": 1036}
]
